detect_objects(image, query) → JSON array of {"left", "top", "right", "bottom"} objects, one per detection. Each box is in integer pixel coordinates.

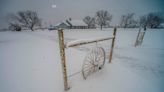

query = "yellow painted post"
[
  {"left": 109, "top": 28, "right": 117, "bottom": 63},
  {"left": 58, "top": 29, "right": 69, "bottom": 91}
]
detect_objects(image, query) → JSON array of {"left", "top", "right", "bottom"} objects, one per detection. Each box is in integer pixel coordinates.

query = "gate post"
[
  {"left": 109, "top": 28, "right": 117, "bottom": 63},
  {"left": 58, "top": 29, "right": 69, "bottom": 91}
]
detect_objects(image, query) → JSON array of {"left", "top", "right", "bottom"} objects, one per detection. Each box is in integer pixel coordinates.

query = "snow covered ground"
[{"left": 0, "top": 28, "right": 164, "bottom": 92}]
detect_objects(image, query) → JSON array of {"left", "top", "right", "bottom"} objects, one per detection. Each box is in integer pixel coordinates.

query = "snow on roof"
[
  {"left": 67, "top": 20, "right": 87, "bottom": 26},
  {"left": 55, "top": 21, "right": 70, "bottom": 27}
]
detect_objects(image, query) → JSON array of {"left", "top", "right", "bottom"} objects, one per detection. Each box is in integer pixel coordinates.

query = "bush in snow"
[
  {"left": 8, "top": 23, "right": 21, "bottom": 31},
  {"left": 6, "top": 10, "right": 42, "bottom": 31}
]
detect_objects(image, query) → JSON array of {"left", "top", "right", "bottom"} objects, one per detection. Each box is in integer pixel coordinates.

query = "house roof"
[
  {"left": 67, "top": 20, "right": 87, "bottom": 26},
  {"left": 55, "top": 19, "right": 88, "bottom": 27}
]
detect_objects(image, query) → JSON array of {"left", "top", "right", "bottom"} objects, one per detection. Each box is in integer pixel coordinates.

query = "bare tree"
[
  {"left": 120, "top": 13, "right": 137, "bottom": 28},
  {"left": 139, "top": 15, "right": 147, "bottom": 27},
  {"left": 139, "top": 12, "right": 164, "bottom": 28},
  {"left": 146, "top": 13, "right": 163, "bottom": 28},
  {"left": 7, "top": 10, "right": 41, "bottom": 31},
  {"left": 6, "top": 13, "right": 22, "bottom": 31},
  {"left": 120, "top": 15, "right": 126, "bottom": 28},
  {"left": 83, "top": 16, "right": 95, "bottom": 28},
  {"left": 95, "top": 10, "right": 112, "bottom": 30}
]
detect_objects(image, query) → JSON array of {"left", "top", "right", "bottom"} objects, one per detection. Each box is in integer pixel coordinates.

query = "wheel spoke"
[{"left": 82, "top": 47, "right": 106, "bottom": 79}]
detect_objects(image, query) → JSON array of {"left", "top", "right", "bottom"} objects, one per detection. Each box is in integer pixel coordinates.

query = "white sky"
[{"left": 0, "top": 0, "right": 163, "bottom": 28}]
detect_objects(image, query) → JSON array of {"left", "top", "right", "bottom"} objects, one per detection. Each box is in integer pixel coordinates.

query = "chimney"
[{"left": 69, "top": 18, "right": 72, "bottom": 21}]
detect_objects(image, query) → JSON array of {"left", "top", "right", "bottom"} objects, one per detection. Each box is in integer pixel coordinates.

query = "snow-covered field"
[{"left": 0, "top": 28, "right": 164, "bottom": 92}]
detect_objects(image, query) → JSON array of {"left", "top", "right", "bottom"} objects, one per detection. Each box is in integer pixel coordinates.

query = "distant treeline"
[{"left": 5, "top": 10, "right": 164, "bottom": 31}]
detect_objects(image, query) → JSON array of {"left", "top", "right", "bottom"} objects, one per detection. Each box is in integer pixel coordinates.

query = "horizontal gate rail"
[{"left": 66, "top": 37, "right": 114, "bottom": 48}]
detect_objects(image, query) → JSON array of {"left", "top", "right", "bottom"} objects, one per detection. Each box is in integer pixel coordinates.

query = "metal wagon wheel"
[{"left": 82, "top": 47, "right": 105, "bottom": 79}]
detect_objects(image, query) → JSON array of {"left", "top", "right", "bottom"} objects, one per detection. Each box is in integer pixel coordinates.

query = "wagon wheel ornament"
[{"left": 82, "top": 47, "right": 105, "bottom": 79}]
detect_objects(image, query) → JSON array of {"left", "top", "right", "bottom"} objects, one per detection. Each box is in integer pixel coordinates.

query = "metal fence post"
[
  {"left": 109, "top": 27, "right": 117, "bottom": 63},
  {"left": 58, "top": 29, "right": 69, "bottom": 91}
]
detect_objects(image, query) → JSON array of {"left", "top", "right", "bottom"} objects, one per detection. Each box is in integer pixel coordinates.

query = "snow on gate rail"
[{"left": 65, "top": 36, "right": 114, "bottom": 48}]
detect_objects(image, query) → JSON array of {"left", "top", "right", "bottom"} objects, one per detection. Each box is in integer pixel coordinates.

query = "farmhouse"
[{"left": 55, "top": 19, "right": 88, "bottom": 29}]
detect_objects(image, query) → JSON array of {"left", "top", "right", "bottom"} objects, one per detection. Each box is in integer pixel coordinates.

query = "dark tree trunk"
[
  {"left": 30, "top": 25, "right": 34, "bottom": 31},
  {"left": 31, "top": 27, "right": 34, "bottom": 31}
]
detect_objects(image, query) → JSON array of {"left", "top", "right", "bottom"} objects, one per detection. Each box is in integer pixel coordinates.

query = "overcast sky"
[{"left": 0, "top": 0, "right": 164, "bottom": 29}]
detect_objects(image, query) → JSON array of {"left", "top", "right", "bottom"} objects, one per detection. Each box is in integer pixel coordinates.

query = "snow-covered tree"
[
  {"left": 8, "top": 23, "right": 21, "bottom": 31},
  {"left": 146, "top": 13, "right": 163, "bottom": 28},
  {"left": 7, "top": 10, "right": 41, "bottom": 31},
  {"left": 139, "top": 15, "right": 147, "bottom": 27},
  {"left": 120, "top": 13, "right": 137, "bottom": 28},
  {"left": 83, "top": 16, "right": 95, "bottom": 28},
  {"left": 139, "top": 12, "right": 164, "bottom": 28},
  {"left": 95, "top": 10, "right": 112, "bottom": 30}
]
